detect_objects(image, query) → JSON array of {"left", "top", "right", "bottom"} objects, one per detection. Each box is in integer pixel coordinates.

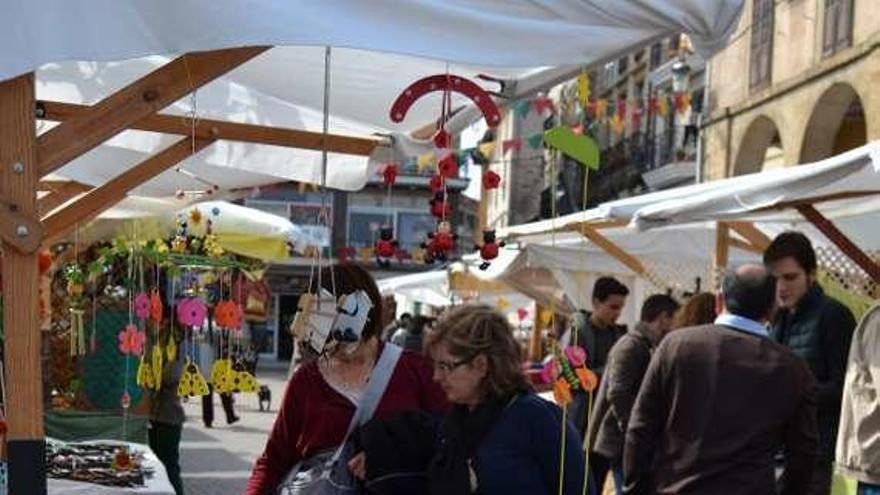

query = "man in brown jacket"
[
  {"left": 587, "top": 294, "right": 680, "bottom": 494},
  {"left": 624, "top": 264, "right": 819, "bottom": 495}
]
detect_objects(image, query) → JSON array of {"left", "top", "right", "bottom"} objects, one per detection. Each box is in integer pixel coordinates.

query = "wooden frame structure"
[{"left": 0, "top": 46, "right": 383, "bottom": 494}]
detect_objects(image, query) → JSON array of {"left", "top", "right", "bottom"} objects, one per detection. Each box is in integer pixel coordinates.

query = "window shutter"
[
  {"left": 835, "top": 0, "right": 854, "bottom": 52},
  {"left": 823, "top": 0, "right": 839, "bottom": 56}
]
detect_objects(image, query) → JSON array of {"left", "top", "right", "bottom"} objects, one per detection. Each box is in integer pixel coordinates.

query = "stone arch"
[
  {"left": 733, "top": 115, "right": 784, "bottom": 176},
  {"left": 800, "top": 82, "right": 867, "bottom": 163}
]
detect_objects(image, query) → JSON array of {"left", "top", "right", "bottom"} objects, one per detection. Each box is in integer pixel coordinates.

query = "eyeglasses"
[{"left": 433, "top": 355, "right": 476, "bottom": 374}]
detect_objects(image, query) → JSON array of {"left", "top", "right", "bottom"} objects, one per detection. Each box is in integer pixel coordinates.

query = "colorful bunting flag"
[
  {"left": 502, "top": 138, "right": 523, "bottom": 155},
  {"left": 527, "top": 133, "right": 544, "bottom": 150},
  {"left": 515, "top": 100, "right": 532, "bottom": 118},
  {"left": 478, "top": 142, "right": 497, "bottom": 159},
  {"left": 616, "top": 98, "right": 627, "bottom": 120},
  {"left": 533, "top": 98, "right": 556, "bottom": 115},
  {"left": 658, "top": 96, "right": 669, "bottom": 117},
  {"left": 417, "top": 151, "right": 436, "bottom": 173},
  {"left": 595, "top": 99, "right": 608, "bottom": 120},
  {"left": 577, "top": 70, "right": 590, "bottom": 109},
  {"left": 611, "top": 114, "right": 626, "bottom": 135}
]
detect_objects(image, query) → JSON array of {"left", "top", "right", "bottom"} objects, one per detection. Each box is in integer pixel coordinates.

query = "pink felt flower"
[
  {"left": 564, "top": 345, "right": 587, "bottom": 368},
  {"left": 118, "top": 324, "right": 145, "bottom": 355},
  {"left": 134, "top": 293, "right": 150, "bottom": 320},
  {"left": 176, "top": 298, "right": 207, "bottom": 328},
  {"left": 540, "top": 359, "right": 558, "bottom": 384}
]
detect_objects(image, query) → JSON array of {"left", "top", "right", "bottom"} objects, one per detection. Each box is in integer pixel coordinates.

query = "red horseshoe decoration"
[{"left": 390, "top": 75, "right": 502, "bottom": 128}]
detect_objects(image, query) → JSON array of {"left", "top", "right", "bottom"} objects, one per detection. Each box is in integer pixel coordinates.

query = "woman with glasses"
[
  {"left": 425, "top": 305, "right": 586, "bottom": 495},
  {"left": 245, "top": 264, "right": 448, "bottom": 495}
]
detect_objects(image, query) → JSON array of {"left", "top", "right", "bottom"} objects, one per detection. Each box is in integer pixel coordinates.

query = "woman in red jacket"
[{"left": 245, "top": 264, "right": 448, "bottom": 494}]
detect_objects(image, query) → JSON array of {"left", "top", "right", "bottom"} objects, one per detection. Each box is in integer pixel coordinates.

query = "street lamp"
[{"left": 671, "top": 58, "right": 692, "bottom": 93}]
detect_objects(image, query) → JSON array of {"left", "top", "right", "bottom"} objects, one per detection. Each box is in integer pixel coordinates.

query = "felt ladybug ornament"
[
  {"left": 421, "top": 221, "right": 458, "bottom": 264},
  {"left": 429, "top": 174, "right": 445, "bottom": 193},
  {"left": 474, "top": 229, "right": 506, "bottom": 270},
  {"left": 429, "top": 191, "right": 452, "bottom": 219},
  {"left": 374, "top": 227, "right": 399, "bottom": 268},
  {"left": 482, "top": 170, "right": 501, "bottom": 190},
  {"left": 437, "top": 152, "right": 459, "bottom": 179},
  {"left": 381, "top": 163, "right": 399, "bottom": 187}
]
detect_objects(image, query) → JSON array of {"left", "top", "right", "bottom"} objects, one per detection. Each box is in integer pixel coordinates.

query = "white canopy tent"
[
  {"left": 6, "top": 0, "right": 746, "bottom": 201},
  {"left": 1, "top": 2, "right": 752, "bottom": 491}
]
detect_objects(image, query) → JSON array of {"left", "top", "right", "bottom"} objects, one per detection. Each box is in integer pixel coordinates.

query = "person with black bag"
[{"left": 245, "top": 264, "right": 448, "bottom": 495}]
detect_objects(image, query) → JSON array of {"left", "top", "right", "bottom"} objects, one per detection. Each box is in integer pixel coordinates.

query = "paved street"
[{"left": 180, "top": 365, "right": 289, "bottom": 495}]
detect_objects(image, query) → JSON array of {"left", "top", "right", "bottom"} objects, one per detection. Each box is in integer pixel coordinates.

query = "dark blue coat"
[{"left": 471, "top": 394, "right": 586, "bottom": 495}]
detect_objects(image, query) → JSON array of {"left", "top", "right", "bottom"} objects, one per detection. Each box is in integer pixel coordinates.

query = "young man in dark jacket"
[
  {"left": 764, "top": 231, "right": 856, "bottom": 495},
  {"left": 587, "top": 294, "right": 679, "bottom": 495}
]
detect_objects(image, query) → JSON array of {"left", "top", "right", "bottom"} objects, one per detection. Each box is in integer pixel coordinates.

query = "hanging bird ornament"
[
  {"left": 374, "top": 227, "right": 399, "bottom": 269},
  {"left": 422, "top": 221, "right": 458, "bottom": 264},
  {"left": 474, "top": 229, "right": 506, "bottom": 270}
]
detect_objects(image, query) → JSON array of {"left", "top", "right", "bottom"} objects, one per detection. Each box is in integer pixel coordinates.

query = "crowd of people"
[{"left": 243, "top": 230, "right": 865, "bottom": 495}]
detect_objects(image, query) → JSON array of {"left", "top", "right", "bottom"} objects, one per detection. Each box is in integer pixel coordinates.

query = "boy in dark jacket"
[{"left": 764, "top": 231, "right": 856, "bottom": 495}]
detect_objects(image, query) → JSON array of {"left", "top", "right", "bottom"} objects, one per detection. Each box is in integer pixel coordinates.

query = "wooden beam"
[
  {"left": 714, "top": 222, "right": 730, "bottom": 287},
  {"left": 43, "top": 137, "right": 215, "bottom": 239},
  {"left": 0, "top": 73, "right": 46, "bottom": 494},
  {"left": 796, "top": 205, "right": 880, "bottom": 282},
  {"left": 38, "top": 100, "right": 380, "bottom": 157},
  {"left": 37, "top": 181, "right": 92, "bottom": 216},
  {"left": 579, "top": 224, "right": 646, "bottom": 275},
  {"left": 729, "top": 237, "right": 763, "bottom": 254},
  {"left": 729, "top": 221, "right": 772, "bottom": 251},
  {"left": 38, "top": 180, "right": 90, "bottom": 192},
  {"left": 530, "top": 304, "right": 547, "bottom": 363},
  {"left": 37, "top": 46, "right": 268, "bottom": 175}
]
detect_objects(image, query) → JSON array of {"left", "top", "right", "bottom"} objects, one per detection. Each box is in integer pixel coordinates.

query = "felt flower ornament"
[
  {"left": 214, "top": 300, "right": 242, "bottom": 330},
  {"left": 540, "top": 359, "right": 558, "bottom": 384},
  {"left": 482, "top": 170, "right": 501, "bottom": 190},
  {"left": 437, "top": 153, "right": 459, "bottom": 179},
  {"left": 118, "top": 324, "right": 146, "bottom": 355},
  {"left": 150, "top": 290, "right": 163, "bottom": 323},
  {"left": 177, "top": 298, "right": 207, "bottom": 328},
  {"left": 564, "top": 345, "right": 587, "bottom": 368},
  {"left": 134, "top": 293, "right": 150, "bottom": 320}
]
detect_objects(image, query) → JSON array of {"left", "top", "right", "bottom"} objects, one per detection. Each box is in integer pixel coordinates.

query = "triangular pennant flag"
[
  {"left": 534, "top": 97, "right": 557, "bottom": 115},
  {"left": 417, "top": 151, "right": 436, "bottom": 173},
  {"left": 478, "top": 142, "right": 497, "bottom": 159},
  {"left": 658, "top": 96, "right": 669, "bottom": 117},
  {"left": 616, "top": 98, "right": 627, "bottom": 120},
  {"left": 577, "top": 70, "right": 590, "bottom": 109},
  {"left": 527, "top": 133, "right": 544, "bottom": 150},
  {"left": 543, "top": 126, "right": 600, "bottom": 170},
  {"left": 648, "top": 97, "right": 659, "bottom": 116},
  {"left": 514, "top": 100, "right": 532, "bottom": 119},
  {"left": 596, "top": 99, "right": 608, "bottom": 120},
  {"left": 502, "top": 138, "right": 523, "bottom": 155},
  {"left": 632, "top": 105, "right": 643, "bottom": 130},
  {"left": 676, "top": 93, "right": 692, "bottom": 115},
  {"left": 613, "top": 114, "right": 627, "bottom": 134},
  {"left": 459, "top": 148, "right": 475, "bottom": 165}
]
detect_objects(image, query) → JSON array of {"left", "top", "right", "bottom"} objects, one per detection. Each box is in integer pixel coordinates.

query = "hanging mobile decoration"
[
  {"left": 64, "top": 263, "right": 87, "bottom": 356},
  {"left": 374, "top": 227, "right": 399, "bottom": 269},
  {"left": 429, "top": 174, "right": 445, "bottom": 193},
  {"left": 422, "top": 220, "right": 458, "bottom": 264},
  {"left": 474, "top": 229, "right": 506, "bottom": 270},
  {"left": 429, "top": 190, "right": 451, "bottom": 219}
]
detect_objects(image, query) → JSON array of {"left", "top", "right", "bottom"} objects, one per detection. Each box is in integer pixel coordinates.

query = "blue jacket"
[{"left": 472, "top": 394, "right": 586, "bottom": 495}]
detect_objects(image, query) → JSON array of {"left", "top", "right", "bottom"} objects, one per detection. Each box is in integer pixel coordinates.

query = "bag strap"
[{"left": 331, "top": 343, "right": 403, "bottom": 463}]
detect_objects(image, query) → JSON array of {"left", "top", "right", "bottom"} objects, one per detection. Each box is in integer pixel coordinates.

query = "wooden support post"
[
  {"left": 43, "top": 137, "right": 214, "bottom": 239},
  {"left": 729, "top": 221, "right": 771, "bottom": 252},
  {"left": 530, "top": 304, "right": 547, "bottom": 362},
  {"left": 729, "top": 238, "right": 763, "bottom": 254},
  {"left": 38, "top": 100, "right": 380, "bottom": 157},
  {"left": 714, "top": 222, "right": 730, "bottom": 287},
  {"left": 37, "top": 46, "right": 268, "bottom": 175},
  {"left": 579, "top": 224, "right": 646, "bottom": 276},
  {"left": 796, "top": 205, "right": 880, "bottom": 282},
  {"left": 0, "top": 73, "right": 46, "bottom": 494}
]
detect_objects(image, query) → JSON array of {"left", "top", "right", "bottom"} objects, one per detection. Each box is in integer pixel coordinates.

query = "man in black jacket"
[
  {"left": 764, "top": 231, "right": 856, "bottom": 495},
  {"left": 588, "top": 294, "right": 679, "bottom": 495}
]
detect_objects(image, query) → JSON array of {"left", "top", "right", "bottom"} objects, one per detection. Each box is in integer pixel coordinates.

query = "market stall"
[{"left": 0, "top": 1, "right": 746, "bottom": 492}]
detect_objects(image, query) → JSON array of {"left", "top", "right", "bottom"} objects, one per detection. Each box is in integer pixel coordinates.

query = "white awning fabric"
[{"left": 4, "top": 0, "right": 745, "bottom": 205}]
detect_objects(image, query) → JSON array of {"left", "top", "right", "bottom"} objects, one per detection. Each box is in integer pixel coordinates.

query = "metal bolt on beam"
[
  {"left": 16, "top": 225, "right": 29, "bottom": 237},
  {"left": 12, "top": 162, "right": 24, "bottom": 174}
]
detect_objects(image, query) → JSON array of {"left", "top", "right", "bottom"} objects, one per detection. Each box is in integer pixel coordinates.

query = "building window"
[
  {"left": 348, "top": 211, "right": 389, "bottom": 249},
  {"left": 397, "top": 212, "right": 435, "bottom": 252},
  {"left": 823, "top": 0, "right": 854, "bottom": 57},
  {"left": 750, "top": 0, "right": 774, "bottom": 90},
  {"left": 617, "top": 56, "right": 629, "bottom": 75}
]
